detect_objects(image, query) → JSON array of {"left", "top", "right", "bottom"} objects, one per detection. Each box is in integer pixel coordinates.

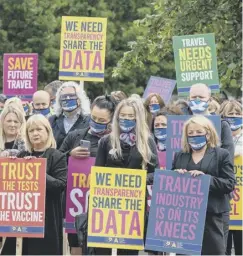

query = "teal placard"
[{"left": 173, "top": 33, "right": 219, "bottom": 96}]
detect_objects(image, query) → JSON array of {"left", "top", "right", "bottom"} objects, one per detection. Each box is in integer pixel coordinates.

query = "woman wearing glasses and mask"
[{"left": 172, "top": 115, "right": 235, "bottom": 255}]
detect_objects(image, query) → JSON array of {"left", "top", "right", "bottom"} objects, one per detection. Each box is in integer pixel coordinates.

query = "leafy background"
[{"left": 0, "top": 0, "right": 241, "bottom": 100}]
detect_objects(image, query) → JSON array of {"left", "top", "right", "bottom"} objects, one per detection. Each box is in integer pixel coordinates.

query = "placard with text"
[
  {"left": 145, "top": 170, "right": 210, "bottom": 255},
  {"left": 173, "top": 33, "right": 219, "bottom": 96},
  {"left": 0, "top": 158, "right": 46, "bottom": 238},
  {"left": 59, "top": 16, "right": 107, "bottom": 82},
  {"left": 3, "top": 53, "right": 38, "bottom": 96},
  {"left": 87, "top": 166, "right": 147, "bottom": 250}
]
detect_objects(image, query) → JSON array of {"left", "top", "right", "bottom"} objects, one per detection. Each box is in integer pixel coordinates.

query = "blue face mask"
[
  {"left": 188, "top": 135, "right": 207, "bottom": 151},
  {"left": 23, "top": 105, "right": 29, "bottom": 113},
  {"left": 224, "top": 117, "right": 243, "bottom": 131},
  {"left": 119, "top": 119, "right": 136, "bottom": 133},
  {"left": 61, "top": 99, "right": 78, "bottom": 112},
  {"left": 154, "top": 128, "right": 167, "bottom": 141},
  {"left": 51, "top": 99, "right": 56, "bottom": 106},
  {"left": 90, "top": 119, "right": 109, "bottom": 134},
  {"left": 149, "top": 104, "right": 160, "bottom": 114},
  {"left": 189, "top": 99, "right": 209, "bottom": 114},
  {"left": 33, "top": 108, "right": 50, "bottom": 116}
]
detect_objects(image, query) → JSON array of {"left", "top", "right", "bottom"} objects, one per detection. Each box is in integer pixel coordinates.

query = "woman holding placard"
[
  {"left": 220, "top": 100, "right": 243, "bottom": 255},
  {"left": 1, "top": 114, "right": 67, "bottom": 255},
  {"left": 60, "top": 95, "right": 118, "bottom": 255},
  {"left": 95, "top": 97, "right": 159, "bottom": 255},
  {"left": 172, "top": 115, "right": 235, "bottom": 255},
  {"left": 0, "top": 105, "right": 26, "bottom": 157}
]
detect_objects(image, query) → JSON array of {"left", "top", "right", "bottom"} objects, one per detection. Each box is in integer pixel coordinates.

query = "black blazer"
[
  {"left": 59, "top": 127, "right": 90, "bottom": 156},
  {"left": 172, "top": 147, "right": 235, "bottom": 214},
  {"left": 95, "top": 135, "right": 159, "bottom": 176},
  {"left": 49, "top": 114, "right": 90, "bottom": 149}
]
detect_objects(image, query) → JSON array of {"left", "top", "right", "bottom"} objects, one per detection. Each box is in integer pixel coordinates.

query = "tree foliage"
[
  {"left": 0, "top": 0, "right": 241, "bottom": 99},
  {"left": 114, "top": 0, "right": 242, "bottom": 97},
  {"left": 0, "top": 0, "right": 153, "bottom": 100}
]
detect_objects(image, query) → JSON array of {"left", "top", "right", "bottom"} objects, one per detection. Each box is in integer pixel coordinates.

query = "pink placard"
[
  {"left": 65, "top": 157, "right": 95, "bottom": 233},
  {"left": 3, "top": 53, "right": 38, "bottom": 96}
]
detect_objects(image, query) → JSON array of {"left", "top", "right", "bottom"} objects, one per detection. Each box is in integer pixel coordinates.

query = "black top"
[
  {"left": 83, "top": 132, "right": 100, "bottom": 157},
  {"left": 31, "top": 151, "right": 45, "bottom": 158},
  {"left": 172, "top": 147, "right": 236, "bottom": 214},
  {"left": 4, "top": 140, "right": 15, "bottom": 149},
  {"left": 95, "top": 135, "right": 159, "bottom": 184},
  {"left": 49, "top": 114, "right": 90, "bottom": 149},
  {"left": 187, "top": 157, "right": 203, "bottom": 171},
  {"left": 59, "top": 127, "right": 100, "bottom": 158},
  {"left": 2, "top": 148, "right": 67, "bottom": 255}
]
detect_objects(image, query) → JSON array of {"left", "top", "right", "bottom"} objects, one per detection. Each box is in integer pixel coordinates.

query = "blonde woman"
[
  {"left": 172, "top": 115, "right": 235, "bottom": 255},
  {"left": 0, "top": 105, "right": 26, "bottom": 157},
  {"left": 95, "top": 97, "right": 159, "bottom": 255},
  {"left": 2, "top": 114, "right": 67, "bottom": 255},
  {"left": 4, "top": 97, "right": 25, "bottom": 116}
]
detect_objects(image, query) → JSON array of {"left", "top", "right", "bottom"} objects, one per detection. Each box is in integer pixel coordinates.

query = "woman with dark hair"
[{"left": 59, "top": 95, "right": 118, "bottom": 255}]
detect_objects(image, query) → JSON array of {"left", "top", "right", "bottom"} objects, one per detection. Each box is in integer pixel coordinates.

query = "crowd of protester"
[{"left": 0, "top": 80, "right": 242, "bottom": 255}]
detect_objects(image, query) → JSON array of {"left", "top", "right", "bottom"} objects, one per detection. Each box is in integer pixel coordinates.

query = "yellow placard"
[
  {"left": 59, "top": 16, "right": 107, "bottom": 82},
  {"left": 87, "top": 167, "right": 147, "bottom": 250},
  {"left": 229, "top": 155, "right": 243, "bottom": 230}
]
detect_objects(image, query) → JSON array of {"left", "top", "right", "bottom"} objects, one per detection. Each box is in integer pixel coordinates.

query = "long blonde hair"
[
  {"left": 0, "top": 105, "right": 26, "bottom": 151},
  {"left": 25, "top": 114, "right": 56, "bottom": 152},
  {"left": 110, "top": 97, "right": 153, "bottom": 169},
  {"left": 181, "top": 115, "right": 220, "bottom": 153}
]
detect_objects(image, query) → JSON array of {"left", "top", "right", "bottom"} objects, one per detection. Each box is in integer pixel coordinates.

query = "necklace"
[{"left": 31, "top": 149, "right": 47, "bottom": 158}]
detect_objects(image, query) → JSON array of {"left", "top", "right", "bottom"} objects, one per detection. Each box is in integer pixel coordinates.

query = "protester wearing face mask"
[
  {"left": 189, "top": 83, "right": 234, "bottom": 160},
  {"left": 94, "top": 97, "right": 159, "bottom": 255},
  {"left": 0, "top": 105, "right": 26, "bottom": 157},
  {"left": 152, "top": 105, "right": 183, "bottom": 152},
  {"left": 172, "top": 115, "right": 235, "bottom": 255},
  {"left": 49, "top": 81, "right": 90, "bottom": 149},
  {"left": 32, "top": 90, "right": 52, "bottom": 117},
  {"left": 220, "top": 100, "right": 243, "bottom": 256},
  {"left": 221, "top": 100, "right": 243, "bottom": 157},
  {"left": 144, "top": 93, "right": 165, "bottom": 130},
  {"left": 60, "top": 95, "right": 117, "bottom": 158},
  {"left": 189, "top": 83, "right": 234, "bottom": 251},
  {"left": 1, "top": 114, "right": 67, "bottom": 255},
  {"left": 59, "top": 95, "right": 117, "bottom": 255}
]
